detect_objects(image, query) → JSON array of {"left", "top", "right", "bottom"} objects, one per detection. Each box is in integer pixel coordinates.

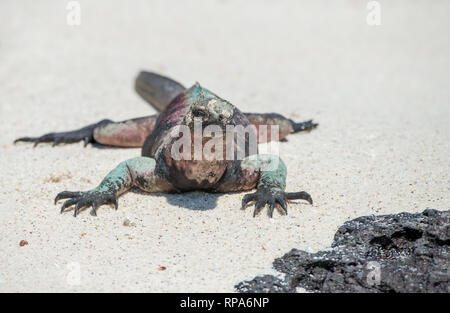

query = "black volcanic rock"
[
  {"left": 235, "top": 275, "right": 295, "bottom": 293},
  {"left": 236, "top": 209, "right": 449, "bottom": 293}
]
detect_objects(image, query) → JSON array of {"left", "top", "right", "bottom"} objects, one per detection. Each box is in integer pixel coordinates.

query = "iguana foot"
[
  {"left": 291, "top": 119, "right": 318, "bottom": 133},
  {"left": 14, "top": 119, "right": 112, "bottom": 147},
  {"left": 241, "top": 187, "right": 313, "bottom": 218},
  {"left": 55, "top": 190, "right": 118, "bottom": 217}
]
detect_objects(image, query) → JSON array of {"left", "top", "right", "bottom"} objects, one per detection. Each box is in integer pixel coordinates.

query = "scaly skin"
[
  {"left": 55, "top": 157, "right": 174, "bottom": 216},
  {"left": 15, "top": 113, "right": 316, "bottom": 147},
  {"left": 15, "top": 72, "right": 316, "bottom": 218},
  {"left": 93, "top": 115, "right": 158, "bottom": 147},
  {"left": 240, "top": 155, "right": 312, "bottom": 217}
]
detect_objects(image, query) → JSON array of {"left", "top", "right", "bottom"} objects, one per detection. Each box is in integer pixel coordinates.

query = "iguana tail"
[{"left": 135, "top": 71, "right": 186, "bottom": 112}]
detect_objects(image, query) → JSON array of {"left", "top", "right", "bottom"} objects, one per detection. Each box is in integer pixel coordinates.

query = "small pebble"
[{"left": 123, "top": 218, "right": 135, "bottom": 227}]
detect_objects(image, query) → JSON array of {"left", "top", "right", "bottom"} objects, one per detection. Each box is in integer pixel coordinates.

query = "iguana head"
[{"left": 184, "top": 83, "right": 235, "bottom": 127}]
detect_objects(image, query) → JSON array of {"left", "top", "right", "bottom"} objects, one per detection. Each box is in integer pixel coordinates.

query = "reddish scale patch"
[
  {"left": 246, "top": 115, "right": 292, "bottom": 143},
  {"left": 95, "top": 115, "right": 159, "bottom": 147},
  {"left": 158, "top": 93, "right": 188, "bottom": 126}
]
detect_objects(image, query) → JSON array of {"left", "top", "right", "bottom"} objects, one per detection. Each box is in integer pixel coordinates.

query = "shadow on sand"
[{"left": 132, "top": 188, "right": 226, "bottom": 211}]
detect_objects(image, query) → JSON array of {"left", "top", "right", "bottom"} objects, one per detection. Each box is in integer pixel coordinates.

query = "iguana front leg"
[
  {"left": 218, "top": 154, "right": 312, "bottom": 217},
  {"left": 242, "top": 155, "right": 312, "bottom": 217},
  {"left": 14, "top": 115, "right": 159, "bottom": 147},
  {"left": 55, "top": 157, "right": 174, "bottom": 216}
]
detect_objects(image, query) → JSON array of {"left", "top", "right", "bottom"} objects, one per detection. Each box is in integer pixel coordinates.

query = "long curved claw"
[
  {"left": 241, "top": 188, "right": 313, "bottom": 218},
  {"left": 275, "top": 194, "right": 288, "bottom": 215},
  {"left": 90, "top": 202, "right": 98, "bottom": 216},
  {"left": 268, "top": 198, "right": 276, "bottom": 218},
  {"left": 73, "top": 198, "right": 90, "bottom": 217},
  {"left": 291, "top": 120, "right": 318, "bottom": 133},
  {"left": 241, "top": 193, "right": 258, "bottom": 210},
  {"left": 13, "top": 137, "right": 32, "bottom": 144},
  {"left": 55, "top": 189, "right": 118, "bottom": 217},
  {"left": 55, "top": 191, "right": 83, "bottom": 204},
  {"left": 112, "top": 196, "right": 119, "bottom": 210},
  {"left": 253, "top": 199, "right": 266, "bottom": 217},
  {"left": 285, "top": 191, "right": 313, "bottom": 205},
  {"left": 15, "top": 132, "right": 91, "bottom": 147},
  {"left": 14, "top": 135, "right": 51, "bottom": 147},
  {"left": 61, "top": 198, "right": 78, "bottom": 213},
  {"left": 14, "top": 119, "right": 112, "bottom": 148}
]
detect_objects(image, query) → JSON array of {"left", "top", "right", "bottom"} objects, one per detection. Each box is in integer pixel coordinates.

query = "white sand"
[{"left": 0, "top": 0, "right": 448, "bottom": 292}]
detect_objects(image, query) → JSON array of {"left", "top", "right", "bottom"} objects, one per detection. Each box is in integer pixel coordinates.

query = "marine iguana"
[{"left": 15, "top": 72, "right": 317, "bottom": 217}]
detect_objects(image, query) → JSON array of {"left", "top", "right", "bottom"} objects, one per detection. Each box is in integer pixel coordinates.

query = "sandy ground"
[{"left": 0, "top": 0, "right": 449, "bottom": 292}]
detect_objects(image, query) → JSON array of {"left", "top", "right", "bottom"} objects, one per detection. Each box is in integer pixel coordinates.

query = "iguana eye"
[{"left": 192, "top": 109, "right": 207, "bottom": 118}]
